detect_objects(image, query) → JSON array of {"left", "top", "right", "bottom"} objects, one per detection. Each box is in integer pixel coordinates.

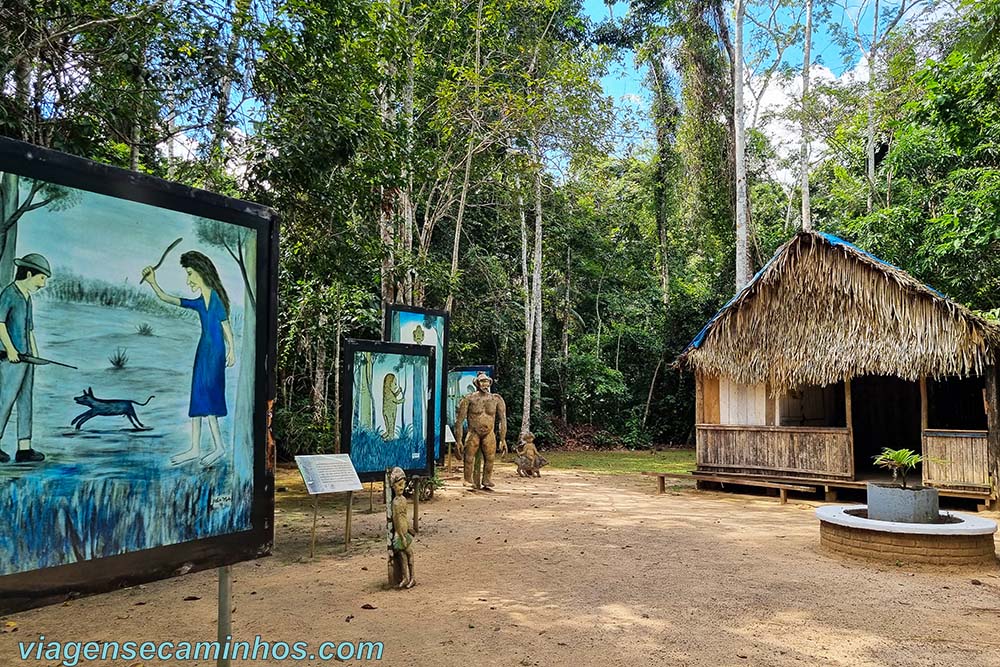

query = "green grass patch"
[{"left": 542, "top": 449, "right": 695, "bottom": 475}]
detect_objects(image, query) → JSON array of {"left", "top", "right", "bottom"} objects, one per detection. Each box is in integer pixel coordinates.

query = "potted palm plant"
[{"left": 866, "top": 448, "right": 940, "bottom": 523}]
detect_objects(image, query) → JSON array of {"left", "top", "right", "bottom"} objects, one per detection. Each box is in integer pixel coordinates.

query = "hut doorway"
[{"left": 850, "top": 375, "right": 922, "bottom": 477}]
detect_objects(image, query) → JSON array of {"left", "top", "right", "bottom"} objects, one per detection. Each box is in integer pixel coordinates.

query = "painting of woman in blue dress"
[{"left": 141, "top": 251, "right": 236, "bottom": 466}]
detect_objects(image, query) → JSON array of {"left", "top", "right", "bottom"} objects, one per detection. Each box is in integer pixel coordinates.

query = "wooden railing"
[
  {"left": 922, "top": 430, "right": 991, "bottom": 489},
  {"left": 696, "top": 424, "right": 853, "bottom": 478}
]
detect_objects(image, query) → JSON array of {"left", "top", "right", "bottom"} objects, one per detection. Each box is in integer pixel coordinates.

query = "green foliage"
[
  {"left": 564, "top": 351, "right": 627, "bottom": 424},
  {"left": 273, "top": 404, "right": 338, "bottom": 458},
  {"left": 9, "top": 0, "right": 999, "bottom": 463},
  {"left": 873, "top": 448, "right": 923, "bottom": 489}
]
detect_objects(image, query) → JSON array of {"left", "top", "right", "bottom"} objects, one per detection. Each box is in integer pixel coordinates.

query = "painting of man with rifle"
[{"left": 0, "top": 253, "right": 52, "bottom": 463}]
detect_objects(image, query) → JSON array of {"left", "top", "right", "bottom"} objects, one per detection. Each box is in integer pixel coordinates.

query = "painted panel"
[
  {"left": 341, "top": 339, "right": 434, "bottom": 482},
  {"left": 0, "top": 138, "right": 276, "bottom": 612},
  {"left": 385, "top": 306, "right": 448, "bottom": 461}
]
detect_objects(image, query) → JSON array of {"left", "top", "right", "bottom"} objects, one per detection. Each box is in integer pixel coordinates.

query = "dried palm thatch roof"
[{"left": 677, "top": 231, "right": 1000, "bottom": 390}]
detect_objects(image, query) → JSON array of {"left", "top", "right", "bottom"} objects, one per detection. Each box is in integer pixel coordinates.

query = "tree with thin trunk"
[
  {"left": 519, "top": 182, "right": 533, "bottom": 435},
  {"left": 531, "top": 158, "right": 544, "bottom": 422},
  {"left": 734, "top": 0, "right": 750, "bottom": 288},
  {"left": 837, "top": 0, "right": 929, "bottom": 212},
  {"left": 800, "top": 0, "right": 814, "bottom": 231}
]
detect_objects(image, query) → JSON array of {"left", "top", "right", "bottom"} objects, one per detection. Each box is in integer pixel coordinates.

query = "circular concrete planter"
[
  {"left": 866, "top": 482, "right": 939, "bottom": 523},
  {"left": 817, "top": 505, "right": 998, "bottom": 567}
]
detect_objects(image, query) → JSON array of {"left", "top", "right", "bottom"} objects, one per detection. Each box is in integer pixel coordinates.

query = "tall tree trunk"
[
  {"left": 650, "top": 48, "right": 674, "bottom": 305},
  {"left": 866, "top": 0, "right": 880, "bottom": 213},
  {"left": 209, "top": 2, "right": 246, "bottom": 167},
  {"left": 734, "top": 0, "right": 750, "bottom": 288},
  {"left": 444, "top": 0, "right": 483, "bottom": 314},
  {"left": 800, "top": 0, "right": 813, "bottom": 231},
  {"left": 595, "top": 275, "right": 603, "bottom": 358},
  {"left": 400, "top": 5, "right": 416, "bottom": 305},
  {"left": 312, "top": 312, "right": 328, "bottom": 424},
  {"left": 531, "top": 163, "right": 543, "bottom": 422},
  {"left": 520, "top": 187, "right": 533, "bottom": 435},
  {"left": 560, "top": 246, "right": 570, "bottom": 423},
  {"left": 333, "top": 313, "right": 343, "bottom": 453},
  {"left": 380, "top": 185, "right": 396, "bottom": 308},
  {"left": 642, "top": 358, "right": 663, "bottom": 430}
]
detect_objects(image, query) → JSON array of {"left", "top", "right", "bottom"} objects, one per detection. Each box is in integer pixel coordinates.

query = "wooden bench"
[{"left": 642, "top": 471, "right": 816, "bottom": 504}]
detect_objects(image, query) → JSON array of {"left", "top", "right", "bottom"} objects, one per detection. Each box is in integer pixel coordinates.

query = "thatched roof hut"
[
  {"left": 678, "top": 231, "right": 1000, "bottom": 391},
  {"left": 677, "top": 231, "right": 1000, "bottom": 504}
]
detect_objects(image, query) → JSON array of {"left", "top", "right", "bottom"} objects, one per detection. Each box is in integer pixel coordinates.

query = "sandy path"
[{"left": 2, "top": 465, "right": 999, "bottom": 666}]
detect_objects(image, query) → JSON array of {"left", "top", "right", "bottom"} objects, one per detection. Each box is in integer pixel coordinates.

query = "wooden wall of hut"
[{"left": 697, "top": 424, "right": 853, "bottom": 478}]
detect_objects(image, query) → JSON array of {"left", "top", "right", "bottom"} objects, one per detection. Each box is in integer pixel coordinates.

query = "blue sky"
[
  {"left": 580, "top": 0, "right": 927, "bottom": 132},
  {"left": 579, "top": 0, "right": 941, "bottom": 169}
]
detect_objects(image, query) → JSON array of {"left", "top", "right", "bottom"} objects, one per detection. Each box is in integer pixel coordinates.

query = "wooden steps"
[
  {"left": 642, "top": 470, "right": 996, "bottom": 508},
  {"left": 641, "top": 471, "right": 815, "bottom": 504}
]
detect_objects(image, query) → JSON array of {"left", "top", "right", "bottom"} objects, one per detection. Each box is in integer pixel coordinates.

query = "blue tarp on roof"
[{"left": 684, "top": 232, "right": 947, "bottom": 353}]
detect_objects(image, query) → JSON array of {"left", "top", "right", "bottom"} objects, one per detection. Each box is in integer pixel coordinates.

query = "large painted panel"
[
  {"left": 341, "top": 339, "right": 434, "bottom": 482},
  {"left": 384, "top": 305, "right": 448, "bottom": 461},
  {"left": 448, "top": 365, "right": 495, "bottom": 431},
  {"left": 0, "top": 138, "right": 276, "bottom": 612}
]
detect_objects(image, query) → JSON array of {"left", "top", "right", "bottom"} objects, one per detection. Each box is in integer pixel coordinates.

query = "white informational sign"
[{"left": 295, "top": 454, "right": 364, "bottom": 495}]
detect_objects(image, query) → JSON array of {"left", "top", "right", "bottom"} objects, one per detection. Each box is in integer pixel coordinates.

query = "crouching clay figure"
[
  {"left": 455, "top": 372, "right": 507, "bottom": 490},
  {"left": 387, "top": 466, "right": 416, "bottom": 589},
  {"left": 514, "top": 432, "right": 548, "bottom": 477}
]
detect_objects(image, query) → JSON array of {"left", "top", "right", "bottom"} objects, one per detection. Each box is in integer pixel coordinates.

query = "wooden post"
[
  {"left": 309, "top": 496, "right": 319, "bottom": 559},
  {"left": 412, "top": 478, "right": 420, "bottom": 534},
  {"left": 695, "top": 371, "right": 705, "bottom": 424},
  {"left": 369, "top": 482, "right": 375, "bottom": 513},
  {"left": 344, "top": 490, "right": 354, "bottom": 551},
  {"left": 217, "top": 566, "right": 232, "bottom": 667},
  {"left": 919, "top": 376, "right": 929, "bottom": 431},
  {"left": 985, "top": 366, "right": 1000, "bottom": 509},
  {"left": 920, "top": 376, "right": 929, "bottom": 487},
  {"left": 779, "top": 488, "right": 788, "bottom": 505},
  {"left": 657, "top": 475, "right": 665, "bottom": 495},
  {"left": 765, "top": 383, "right": 775, "bottom": 426},
  {"left": 845, "top": 378, "right": 854, "bottom": 479}
]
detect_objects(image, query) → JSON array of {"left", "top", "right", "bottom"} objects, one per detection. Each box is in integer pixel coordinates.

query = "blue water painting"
[
  {"left": 389, "top": 310, "right": 445, "bottom": 459},
  {"left": 0, "top": 179, "right": 257, "bottom": 576},
  {"left": 349, "top": 349, "right": 430, "bottom": 475}
]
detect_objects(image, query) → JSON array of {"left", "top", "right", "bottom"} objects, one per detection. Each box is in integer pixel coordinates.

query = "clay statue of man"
[
  {"left": 388, "top": 466, "right": 416, "bottom": 588},
  {"left": 455, "top": 372, "right": 507, "bottom": 490}
]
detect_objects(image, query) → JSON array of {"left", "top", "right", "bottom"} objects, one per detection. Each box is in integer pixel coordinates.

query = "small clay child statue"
[
  {"left": 389, "top": 466, "right": 416, "bottom": 588},
  {"left": 514, "top": 431, "right": 548, "bottom": 477}
]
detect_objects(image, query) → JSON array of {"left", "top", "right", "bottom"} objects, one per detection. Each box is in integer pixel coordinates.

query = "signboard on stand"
[
  {"left": 295, "top": 455, "right": 363, "bottom": 556},
  {"left": 296, "top": 454, "right": 363, "bottom": 495}
]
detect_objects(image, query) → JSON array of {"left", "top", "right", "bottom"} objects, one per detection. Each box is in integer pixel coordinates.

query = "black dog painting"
[{"left": 72, "top": 387, "right": 154, "bottom": 430}]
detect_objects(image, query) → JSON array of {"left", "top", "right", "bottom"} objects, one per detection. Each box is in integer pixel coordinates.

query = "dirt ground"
[{"left": 3, "top": 462, "right": 1000, "bottom": 667}]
